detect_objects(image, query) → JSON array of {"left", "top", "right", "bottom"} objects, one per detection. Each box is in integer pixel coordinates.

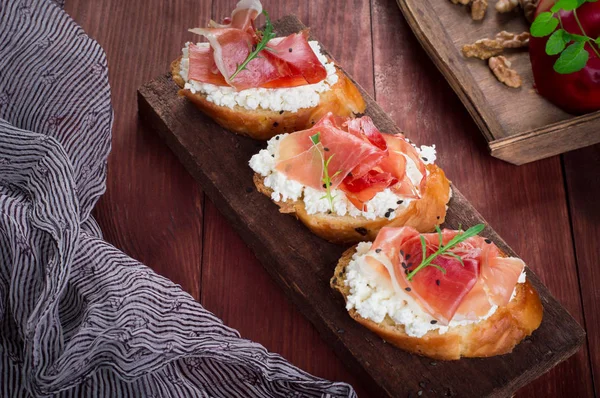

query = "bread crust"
[
  {"left": 330, "top": 247, "right": 544, "bottom": 360},
  {"left": 171, "top": 58, "right": 366, "bottom": 140},
  {"left": 253, "top": 164, "right": 452, "bottom": 244}
]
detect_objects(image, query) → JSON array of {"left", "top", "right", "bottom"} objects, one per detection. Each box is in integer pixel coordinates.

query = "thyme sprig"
[
  {"left": 310, "top": 132, "right": 340, "bottom": 212},
  {"left": 406, "top": 224, "right": 486, "bottom": 282},
  {"left": 230, "top": 10, "right": 276, "bottom": 80}
]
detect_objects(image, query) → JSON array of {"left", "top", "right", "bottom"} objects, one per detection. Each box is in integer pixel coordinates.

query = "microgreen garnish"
[
  {"left": 230, "top": 10, "right": 276, "bottom": 81},
  {"left": 310, "top": 132, "right": 340, "bottom": 212},
  {"left": 531, "top": 0, "right": 600, "bottom": 74},
  {"left": 406, "top": 224, "right": 486, "bottom": 281}
]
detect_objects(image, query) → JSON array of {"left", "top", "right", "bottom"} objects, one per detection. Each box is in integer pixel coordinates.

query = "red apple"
[{"left": 529, "top": 0, "right": 600, "bottom": 114}]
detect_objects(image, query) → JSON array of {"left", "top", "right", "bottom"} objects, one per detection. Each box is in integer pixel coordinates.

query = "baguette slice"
[
  {"left": 171, "top": 58, "right": 366, "bottom": 140},
  {"left": 330, "top": 247, "right": 544, "bottom": 360},
  {"left": 253, "top": 164, "right": 452, "bottom": 244}
]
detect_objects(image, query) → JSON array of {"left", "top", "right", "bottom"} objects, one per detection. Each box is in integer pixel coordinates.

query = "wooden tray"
[
  {"left": 396, "top": 0, "right": 600, "bottom": 165},
  {"left": 137, "top": 15, "right": 585, "bottom": 397}
]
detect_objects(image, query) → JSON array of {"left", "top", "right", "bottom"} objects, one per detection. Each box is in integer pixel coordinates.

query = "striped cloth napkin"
[{"left": 0, "top": 0, "right": 356, "bottom": 396}]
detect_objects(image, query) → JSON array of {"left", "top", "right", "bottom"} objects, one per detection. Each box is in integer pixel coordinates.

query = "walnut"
[
  {"left": 461, "top": 31, "right": 530, "bottom": 59},
  {"left": 519, "top": 0, "right": 539, "bottom": 23},
  {"left": 495, "top": 0, "right": 519, "bottom": 12},
  {"left": 462, "top": 39, "right": 504, "bottom": 59},
  {"left": 471, "top": 0, "right": 488, "bottom": 20},
  {"left": 489, "top": 56, "right": 522, "bottom": 88},
  {"left": 495, "top": 31, "right": 530, "bottom": 48}
]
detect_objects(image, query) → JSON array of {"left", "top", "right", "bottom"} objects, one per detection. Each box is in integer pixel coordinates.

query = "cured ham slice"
[
  {"left": 274, "top": 113, "right": 432, "bottom": 211},
  {"left": 188, "top": 44, "right": 227, "bottom": 86},
  {"left": 187, "top": 0, "right": 327, "bottom": 89},
  {"left": 275, "top": 114, "right": 386, "bottom": 190},
  {"left": 365, "top": 227, "right": 525, "bottom": 325}
]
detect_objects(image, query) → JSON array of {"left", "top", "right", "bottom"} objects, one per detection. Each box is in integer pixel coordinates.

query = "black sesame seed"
[
  {"left": 422, "top": 157, "right": 428, "bottom": 162},
  {"left": 323, "top": 183, "right": 327, "bottom": 188},
  {"left": 400, "top": 250, "right": 405, "bottom": 256},
  {"left": 271, "top": 154, "right": 275, "bottom": 158},
  {"left": 273, "top": 122, "right": 279, "bottom": 127},
  {"left": 388, "top": 208, "right": 394, "bottom": 213},
  {"left": 324, "top": 147, "right": 330, "bottom": 151},
  {"left": 485, "top": 238, "right": 492, "bottom": 244},
  {"left": 430, "top": 320, "right": 437, "bottom": 324},
  {"left": 407, "top": 262, "right": 413, "bottom": 268},
  {"left": 397, "top": 200, "right": 404, "bottom": 205},
  {"left": 436, "top": 279, "right": 440, "bottom": 286},
  {"left": 402, "top": 262, "right": 408, "bottom": 268},
  {"left": 384, "top": 212, "right": 391, "bottom": 218},
  {"left": 288, "top": 48, "right": 293, "bottom": 52},
  {"left": 279, "top": 110, "right": 284, "bottom": 114},
  {"left": 355, "top": 227, "right": 368, "bottom": 236},
  {"left": 405, "top": 269, "right": 409, "bottom": 275},
  {"left": 348, "top": 172, "right": 353, "bottom": 177},
  {"left": 405, "top": 287, "right": 411, "bottom": 292},
  {"left": 405, "top": 254, "right": 411, "bottom": 260},
  {"left": 436, "top": 216, "right": 440, "bottom": 219},
  {"left": 375, "top": 248, "right": 382, "bottom": 253},
  {"left": 275, "top": 136, "right": 280, "bottom": 140}
]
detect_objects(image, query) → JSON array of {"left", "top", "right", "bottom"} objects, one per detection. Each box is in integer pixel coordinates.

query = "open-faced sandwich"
[
  {"left": 330, "top": 225, "right": 543, "bottom": 360},
  {"left": 249, "top": 112, "right": 452, "bottom": 244},
  {"left": 171, "top": 0, "right": 366, "bottom": 140}
]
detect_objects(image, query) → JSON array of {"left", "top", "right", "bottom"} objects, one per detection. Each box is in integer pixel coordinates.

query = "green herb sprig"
[
  {"left": 531, "top": 0, "right": 600, "bottom": 74},
  {"left": 229, "top": 10, "right": 276, "bottom": 81},
  {"left": 310, "top": 132, "right": 340, "bottom": 213},
  {"left": 406, "top": 224, "right": 486, "bottom": 282}
]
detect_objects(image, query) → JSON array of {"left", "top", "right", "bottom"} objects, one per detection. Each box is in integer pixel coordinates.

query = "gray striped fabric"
[{"left": 0, "top": 0, "right": 356, "bottom": 396}]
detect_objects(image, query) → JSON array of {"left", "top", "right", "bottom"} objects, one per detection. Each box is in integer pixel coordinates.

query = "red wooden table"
[{"left": 66, "top": 0, "right": 598, "bottom": 396}]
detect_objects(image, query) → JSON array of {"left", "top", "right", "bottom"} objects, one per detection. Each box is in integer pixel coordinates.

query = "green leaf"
[
  {"left": 554, "top": 41, "right": 589, "bottom": 74},
  {"left": 546, "top": 29, "right": 569, "bottom": 55},
  {"left": 310, "top": 132, "right": 320, "bottom": 145},
  {"left": 596, "top": 37, "right": 600, "bottom": 45},
  {"left": 568, "top": 33, "right": 587, "bottom": 42},
  {"left": 552, "top": 0, "right": 579, "bottom": 11},
  {"left": 531, "top": 12, "right": 560, "bottom": 37}
]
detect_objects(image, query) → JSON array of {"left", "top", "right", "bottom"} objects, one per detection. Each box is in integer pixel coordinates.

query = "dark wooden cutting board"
[
  {"left": 138, "top": 15, "right": 585, "bottom": 398},
  {"left": 396, "top": 0, "right": 600, "bottom": 165}
]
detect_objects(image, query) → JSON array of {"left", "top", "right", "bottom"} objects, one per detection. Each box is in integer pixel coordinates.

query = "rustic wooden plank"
[
  {"left": 200, "top": 1, "right": 372, "bottom": 394},
  {"left": 371, "top": 0, "right": 595, "bottom": 396},
  {"left": 395, "top": 0, "right": 600, "bottom": 165},
  {"left": 65, "top": 0, "right": 207, "bottom": 300},
  {"left": 138, "top": 15, "right": 585, "bottom": 396},
  {"left": 564, "top": 145, "right": 600, "bottom": 392}
]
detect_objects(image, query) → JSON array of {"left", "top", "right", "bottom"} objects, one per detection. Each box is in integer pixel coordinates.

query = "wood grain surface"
[
  {"left": 65, "top": 0, "right": 597, "bottom": 396},
  {"left": 396, "top": 0, "right": 600, "bottom": 165}
]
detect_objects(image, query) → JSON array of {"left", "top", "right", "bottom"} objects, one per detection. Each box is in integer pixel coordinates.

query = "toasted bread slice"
[
  {"left": 170, "top": 58, "right": 366, "bottom": 140},
  {"left": 330, "top": 247, "right": 543, "bottom": 360},
  {"left": 253, "top": 164, "right": 452, "bottom": 244}
]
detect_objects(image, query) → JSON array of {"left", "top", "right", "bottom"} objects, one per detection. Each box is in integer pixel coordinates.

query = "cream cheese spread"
[
  {"left": 343, "top": 242, "right": 527, "bottom": 337},
  {"left": 249, "top": 134, "right": 441, "bottom": 219},
  {"left": 179, "top": 41, "right": 338, "bottom": 112}
]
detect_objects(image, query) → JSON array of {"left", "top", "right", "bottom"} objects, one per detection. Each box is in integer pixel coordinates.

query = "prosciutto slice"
[
  {"left": 187, "top": 0, "right": 327, "bottom": 89},
  {"left": 366, "top": 227, "right": 525, "bottom": 325},
  {"left": 275, "top": 113, "right": 431, "bottom": 211},
  {"left": 275, "top": 114, "right": 386, "bottom": 190}
]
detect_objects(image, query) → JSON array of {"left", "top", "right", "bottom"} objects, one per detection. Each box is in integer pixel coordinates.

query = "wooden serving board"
[
  {"left": 396, "top": 0, "right": 600, "bottom": 165},
  {"left": 138, "top": 16, "right": 585, "bottom": 397}
]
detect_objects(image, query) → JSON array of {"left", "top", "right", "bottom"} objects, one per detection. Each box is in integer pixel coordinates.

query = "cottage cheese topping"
[
  {"left": 249, "top": 135, "right": 441, "bottom": 219},
  {"left": 344, "top": 242, "right": 527, "bottom": 337},
  {"left": 179, "top": 41, "right": 339, "bottom": 112}
]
